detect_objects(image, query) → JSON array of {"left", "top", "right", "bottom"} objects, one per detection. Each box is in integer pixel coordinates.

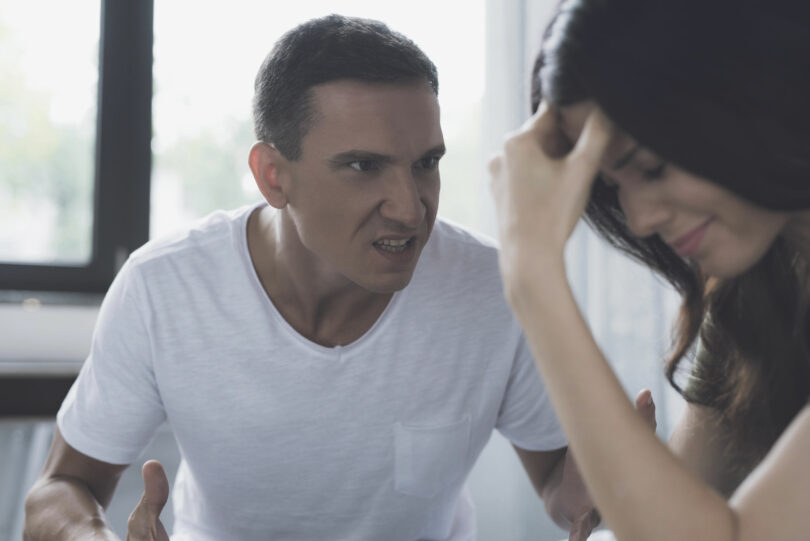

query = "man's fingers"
[
  {"left": 131, "top": 460, "right": 169, "bottom": 519},
  {"left": 635, "top": 389, "right": 657, "bottom": 431},
  {"left": 127, "top": 461, "right": 170, "bottom": 540},
  {"left": 141, "top": 460, "right": 170, "bottom": 514},
  {"left": 569, "top": 508, "right": 601, "bottom": 541}
]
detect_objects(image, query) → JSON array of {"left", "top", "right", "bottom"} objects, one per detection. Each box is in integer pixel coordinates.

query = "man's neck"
[{"left": 246, "top": 205, "right": 393, "bottom": 347}]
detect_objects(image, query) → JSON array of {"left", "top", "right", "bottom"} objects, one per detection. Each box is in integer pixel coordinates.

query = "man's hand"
[
  {"left": 635, "top": 388, "right": 657, "bottom": 432},
  {"left": 567, "top": 389, "right": 658, "bottom": 541},
  {"left": 126, "top": 460, "right": 170, "bottom": 541},
  {"left": 568, "top": 505, "right": 602, "bottom": 541},
  {"left": 564, "top": 452, "right": 600, "bottom": 541}
]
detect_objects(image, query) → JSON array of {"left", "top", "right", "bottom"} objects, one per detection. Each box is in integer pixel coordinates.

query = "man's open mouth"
[{"left": 372, "top": 237, "right": 414, "bottom": 253}]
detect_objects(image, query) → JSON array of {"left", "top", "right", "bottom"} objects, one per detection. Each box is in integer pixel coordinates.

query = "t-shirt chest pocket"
[{"left": 393, "top": 415, "right": 471, "bottom": 498}]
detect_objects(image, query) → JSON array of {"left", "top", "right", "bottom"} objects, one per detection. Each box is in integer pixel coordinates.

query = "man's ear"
[{"left": 248, "top": 142, "right": 288, "bottom": 209}]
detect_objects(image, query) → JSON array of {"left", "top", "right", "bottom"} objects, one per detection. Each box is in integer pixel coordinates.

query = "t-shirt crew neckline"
[{"left": 237, "top": 201, "right": 405, "bottom": 358}]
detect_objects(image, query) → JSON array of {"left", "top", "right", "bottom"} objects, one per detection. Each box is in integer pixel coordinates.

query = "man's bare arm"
[
  {"left": 23, "top": 426, "right": 127, "bottom": 540},
  {"left": 513, "top": 445, "right": 598, "bottom": 533}
]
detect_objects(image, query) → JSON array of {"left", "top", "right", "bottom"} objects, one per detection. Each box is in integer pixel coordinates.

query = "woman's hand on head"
[{"left": 489, "top": 102, "right": 613, "bottom": 292}]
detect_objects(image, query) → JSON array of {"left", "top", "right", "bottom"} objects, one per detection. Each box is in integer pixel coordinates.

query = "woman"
[{"left": 489, "top": 1, "right": 810, "bottom": 539}]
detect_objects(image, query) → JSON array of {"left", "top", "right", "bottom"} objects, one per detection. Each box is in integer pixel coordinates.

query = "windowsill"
[
  {"left": 0, "top": 360, "right": 85, "bottom": 377},
  {"left": 0, "top": 292, "right": 99, "bottom": 377},
  {"left": 0, "top": 289, "right": 103, "bottom": 307}
]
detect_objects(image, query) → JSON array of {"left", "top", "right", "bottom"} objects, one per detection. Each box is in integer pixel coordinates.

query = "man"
[{"left": 24, "top": 15, "right": 597, "bottom": 541}]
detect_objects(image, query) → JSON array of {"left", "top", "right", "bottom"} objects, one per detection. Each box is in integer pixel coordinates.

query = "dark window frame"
[{"left": 0, "top": 0, "right": 154, "bottom": 294}]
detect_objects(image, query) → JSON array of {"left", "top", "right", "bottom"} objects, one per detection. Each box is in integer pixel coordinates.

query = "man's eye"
[
  {"left": 417, "top": 156, "right": 441, "bottom": 171},
  {"left": 348, "top": 160, "right": 378, "bottom": 172}
]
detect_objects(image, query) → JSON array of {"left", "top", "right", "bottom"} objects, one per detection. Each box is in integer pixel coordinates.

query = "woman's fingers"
[
  {"left": 489, "top": 102, "right": 615, "bottom": 294},
  {"left": 567, "top": 107, "right": 613, "bottom": 172},
  {"left": 525, "top": 100, "right": 574, "bottom": 159}
]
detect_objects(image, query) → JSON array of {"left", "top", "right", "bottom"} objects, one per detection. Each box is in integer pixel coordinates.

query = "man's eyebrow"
[
  {"left": 612, "top": 145, "right": 639, "bottom": 171},
  {"left": 422, "top": 144, "right": 447, "bottom": 158},
  {"left": 329, "top": 150, "right": 394, "bottom": 164}
]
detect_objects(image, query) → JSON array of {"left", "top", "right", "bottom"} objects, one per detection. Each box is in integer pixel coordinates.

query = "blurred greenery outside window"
[{"left": 0, "top": 2, "right": 100, "bottom": 265}]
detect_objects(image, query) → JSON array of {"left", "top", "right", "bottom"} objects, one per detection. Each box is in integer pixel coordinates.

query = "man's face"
[{"left": 279, "top": 80, "right": 444, "bottom": 293}]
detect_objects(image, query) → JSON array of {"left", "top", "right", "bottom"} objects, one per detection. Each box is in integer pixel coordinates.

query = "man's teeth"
[{"left": 375, "top": 238, "right": 410, "bottom": 252}]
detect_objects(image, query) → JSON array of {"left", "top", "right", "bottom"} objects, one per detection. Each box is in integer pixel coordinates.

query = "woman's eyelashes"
[
  {"left": 600, "top": 160, "right": 667, "bottom": 190},
  {"left": 641, "top": 161, "right": 667, "bottom": 181}
]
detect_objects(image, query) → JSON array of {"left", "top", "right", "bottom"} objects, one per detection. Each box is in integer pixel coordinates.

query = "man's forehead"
[
  {"left": 302, "top": 79, "right": 443, "bottom": 156},
  {"left": 309, "top": 79, "right": 438, "bottom": 114}
]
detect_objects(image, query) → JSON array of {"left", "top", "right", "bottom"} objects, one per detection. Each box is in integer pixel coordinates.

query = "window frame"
[{"left": 0, "top": 0, "right": 154, "bottom": 294}]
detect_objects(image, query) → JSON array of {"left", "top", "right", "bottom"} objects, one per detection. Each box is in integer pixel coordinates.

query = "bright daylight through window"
[{"left": 0, "top": 2, "right": 100, "bottom": 266}]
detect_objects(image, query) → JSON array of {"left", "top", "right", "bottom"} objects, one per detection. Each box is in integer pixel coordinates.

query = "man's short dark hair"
[{"left": 252, "top": 14, "right": 439, "bottom": 160}]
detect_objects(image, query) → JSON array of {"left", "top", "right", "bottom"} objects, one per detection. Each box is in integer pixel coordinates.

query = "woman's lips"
[{"left": 670, "top": 218, "right": 714, "bottom": 258}]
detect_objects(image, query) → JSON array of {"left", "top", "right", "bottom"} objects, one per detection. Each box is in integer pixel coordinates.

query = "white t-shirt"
[{"left": 58, "top": 203, "right": 567, "bottom": 541}]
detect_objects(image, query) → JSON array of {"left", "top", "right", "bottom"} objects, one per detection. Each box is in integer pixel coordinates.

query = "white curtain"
[
  {"left": 466, "top": 1, "right": 686, "bottom": 539},
  {"left": 482, "top": 0, "right": 685, "bottom": 433}
]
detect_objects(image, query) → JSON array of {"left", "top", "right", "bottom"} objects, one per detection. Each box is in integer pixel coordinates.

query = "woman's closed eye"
[
  {"left": 641, "top": 161, "right": 667, "bottom": 181},
  {"left": 600, "top": 160, "right": 666, "bottom": 190}
]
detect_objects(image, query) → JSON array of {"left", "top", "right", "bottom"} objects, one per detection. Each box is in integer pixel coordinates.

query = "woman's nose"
[{"left": 618, "top": 185, "right": 673, "bottom": 238}]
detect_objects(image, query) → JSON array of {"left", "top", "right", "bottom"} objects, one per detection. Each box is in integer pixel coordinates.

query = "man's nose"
[
  {"left": 618, "top": 185, "right": 673, "bottom": 239},
  {"left": 379, "top": 169, "right": 426, "bottom": 228}
]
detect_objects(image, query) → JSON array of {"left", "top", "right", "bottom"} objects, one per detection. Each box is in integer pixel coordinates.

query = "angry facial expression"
[{"left": 277, "top": 80, "right": 444, "bottom": 293}]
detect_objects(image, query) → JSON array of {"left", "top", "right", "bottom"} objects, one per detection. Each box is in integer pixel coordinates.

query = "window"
[
  {"left": 0, "top": 2, "right": 99, "bottom": 266},
  {"left": 0, "top": 1, "right": 152, "bottom": 293}
]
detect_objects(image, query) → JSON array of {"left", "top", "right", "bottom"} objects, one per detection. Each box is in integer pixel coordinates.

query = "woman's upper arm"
[
  {"left": 35, "top": 425, "right": 129, "bottom": 509},
  {"left": 669, "top": 401, "right": 749, "bottom": 497},
  {"left": 732, "top": 406, "right": 810, "bottom": 541}
]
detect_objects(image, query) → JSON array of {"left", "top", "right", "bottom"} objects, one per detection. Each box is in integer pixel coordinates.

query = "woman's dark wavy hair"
[{"left": 533, "top": 0, "right": 810, "bottom": 463}]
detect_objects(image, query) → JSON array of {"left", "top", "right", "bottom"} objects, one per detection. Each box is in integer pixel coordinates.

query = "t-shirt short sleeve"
[
  {"left": 57, "top": 259, "right": 166, "bottom": 465},
  {"left": 495, "top": 334, "right": 568, "bottom": 451}
]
